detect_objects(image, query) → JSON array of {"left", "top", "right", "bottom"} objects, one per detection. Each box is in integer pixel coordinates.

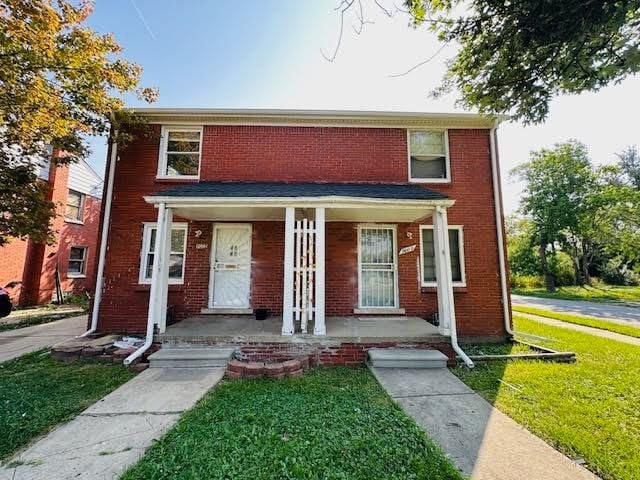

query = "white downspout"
[
  {"left": 79, "top": 134, "right": 118, "bottom": 337},
  {"left": 489, "top": 125, "right": 514, "bottom": 337}
]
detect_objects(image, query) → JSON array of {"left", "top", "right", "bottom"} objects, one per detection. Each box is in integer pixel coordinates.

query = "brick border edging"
[
  {"left": 50, "top": 345, "right": 153, "bottom": 372},
  {"left": 226, "top": 356, "right": 309, "bottom": 379}
]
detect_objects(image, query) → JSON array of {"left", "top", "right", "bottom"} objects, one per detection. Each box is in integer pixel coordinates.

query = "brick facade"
[
  {"left": 0, "top": 164, "right": 102, "bottom": 306},
  {"left": 96, "top": 123, "right": 510, "bottom": 340}
]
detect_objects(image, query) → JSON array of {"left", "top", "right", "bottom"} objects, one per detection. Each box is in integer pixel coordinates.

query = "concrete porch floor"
[{"left": 156, "top": 315, "right": 446, "bottom": 344}]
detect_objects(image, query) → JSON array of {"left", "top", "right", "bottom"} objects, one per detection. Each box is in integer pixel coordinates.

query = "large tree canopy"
[
  {"left": 405, "top": 0, "right": 640, "bottom": 123},
  {"left": 0, "top": 0, "right": 156, "bottom": 245}
]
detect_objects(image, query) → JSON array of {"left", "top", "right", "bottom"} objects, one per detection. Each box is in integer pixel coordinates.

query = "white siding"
[{"left": 68, "top": 160, "right": 103, "bottom": 198}]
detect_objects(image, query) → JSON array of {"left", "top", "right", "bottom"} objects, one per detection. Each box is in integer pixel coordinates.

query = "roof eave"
[
  {"left": 143, "top": 195, "right": 455, "bottom": 209},
  {"left": 129, "top": 108, "right": 504, "bottom": 129}
]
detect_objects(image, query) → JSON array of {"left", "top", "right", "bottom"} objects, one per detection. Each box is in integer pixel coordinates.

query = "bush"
[
  {"left": 549, "top": 252, "right": 576, "bottom": 286},
  {"left": 63, "top": 291, "right": 90, "bottom": 310},
  {"left": 510, "top": 274, "right": 544, "bottom": 289},
  {"left": 600, "top": 260, "right": 640, "bottom": 286}
]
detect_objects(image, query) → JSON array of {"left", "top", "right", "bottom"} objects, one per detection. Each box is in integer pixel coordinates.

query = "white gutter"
[
  {"left": 79, "top": 134, "right": 118, "bottom": 337},
  {"left": 489, "top": 126, "right": 515, "bottom": 337}
]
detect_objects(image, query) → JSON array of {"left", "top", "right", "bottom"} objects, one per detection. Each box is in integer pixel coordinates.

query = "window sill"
[
  {"left": 155, "top": 176, "right": 200, "bottom": 183},
  {"left": 64, "top": 218, "right": 84, "bottom": 225},
  {"left": 133, "top": 284, "right": 184, "bottom": 292},
  {"left": 421, "top": 285, "right": 468, "bottom": 293},
  {"left": 67, "top": 274, "right": 86, "bottom": 279},
  {"left": 408, "top": 178, "right": 451, "bottom": 184}
]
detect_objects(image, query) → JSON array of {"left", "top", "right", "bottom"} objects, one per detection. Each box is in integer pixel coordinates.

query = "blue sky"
[{"left": 86, "top": 0, "right": 640, "bottom": 213}]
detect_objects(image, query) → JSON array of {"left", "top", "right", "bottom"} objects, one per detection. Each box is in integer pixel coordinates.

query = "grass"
[
  {"left": 0, "top": 312, "right": 79, "bottom": 332},
  {"left": 512, "top": 284, "right": 640, "bottom": 303},
  {"left": 453, "top": 315, "right": 640, "bottom": 480},
  {"left": 513, "top": 305, "right": 640, "bottom": 339},
  {"left": 121, "top": 367, "right": 463, "bottom": 480},
  {"left": 0, "top": 350, "right": 135, "bottom": 461}
]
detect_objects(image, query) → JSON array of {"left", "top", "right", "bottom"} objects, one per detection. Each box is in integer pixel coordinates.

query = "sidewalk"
[
  {"left": 518, "top": 312, "right": 640, "bottom": 347},
  {"left": 0, "top": 315, "right": 87, "bottom": 363},
  {"left": 371, "top": 367, "right": 598, "bottom": 480},
  {"left": 1, "top": 367, "right": 225, "bottom": 480}
]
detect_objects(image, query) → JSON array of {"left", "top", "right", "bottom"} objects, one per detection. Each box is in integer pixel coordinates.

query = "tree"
[
  {"left": 0, "top": 0, "right": 157, "bottom": 245},
  {"left": 404, "top": 0, "right": 640, "bottom": 123},
  {"left": 617, "top": 145, "right": 640, "bottom": 188},
  {"left": 506, "top": 215, "right": 540, "bottom": 277},
  {"left": 512, "top": 141, "right": 597, "bottom": 290}
]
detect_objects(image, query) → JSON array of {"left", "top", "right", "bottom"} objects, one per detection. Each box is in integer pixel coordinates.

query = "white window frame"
[
  {"left": 64, "top": 189, "right": 85, "bottom": 224},
  {"left": 156, "top": 125, "right": 203, "bottom": 180},
  {"left": 407, "top": 129, "right": 451, "bottom": 184},
  {"left": 419, "top": 225, "right": 466, "bottom": 287},
  {"left": 139, "top": 222, "right": 188, "bottom": 285},
  {"left": 357, "top": 224, "right": 399, "bottom": 309},
  {"left": 67, "top": 246, "right": 87, "bottom": 278}
]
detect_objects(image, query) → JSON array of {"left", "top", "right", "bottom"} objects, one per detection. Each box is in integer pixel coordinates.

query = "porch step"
[
  {"left": 367, "top": 348, "right": 447, "bottom": 369},
  {"left": 148, "top": 347, "right": 235, "bottom": 368}
]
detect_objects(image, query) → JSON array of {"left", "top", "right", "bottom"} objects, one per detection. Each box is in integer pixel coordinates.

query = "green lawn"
[
  {"left": 513, "top": 305, "right": 640, "bottom": 339},
  {"left": 121, "top": 367, "right": 463, "bottom": 480},
  {"left": 512, "top": 284, "right": 640, "bottom": 303},
  {"left": 0, "top": 351, "right": 135, "bottom": 461},
  {"left": 454, "top": 315, "right": 640, "bottom": 480}
]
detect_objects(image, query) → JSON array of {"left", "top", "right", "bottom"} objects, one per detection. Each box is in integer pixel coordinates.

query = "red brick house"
[
  {"left": 0, "top": 158, "right": 103, "bottom": 306},
  {"left": 86, "top": 109, "right": 512, "bottom": 366}
]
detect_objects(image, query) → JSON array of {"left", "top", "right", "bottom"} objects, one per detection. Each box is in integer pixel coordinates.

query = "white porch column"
[
  {"left": 282, "top": 207, "right": 295, "bottom": 335},
  {"left": 313, "top": 207, "right": 326, "bottom": 335},
  {"left": 433, "top": 206, "right": 455, "bottom": 336},
  {"left": 156, "top": 207, "right": 173, "bottom": 333},
  {"left": 147, "top": 202, "right": 167, "bottom": 332}
]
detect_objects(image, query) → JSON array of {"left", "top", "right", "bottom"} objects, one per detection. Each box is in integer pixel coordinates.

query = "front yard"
[
  {"left": 512, "top": 284, "right": 640, "bottom": 303},
  {"left": 0, "top": 351, "right": 134, "bottom": 461},
  {"left": 512, "top": 305, "right": 640, "bottom": 338},
  {"left": 121, "top": 367, "right": 463, "bottom": 480},
  {"left": 456, "top": 316, "right": 640, "bottom": 480}
]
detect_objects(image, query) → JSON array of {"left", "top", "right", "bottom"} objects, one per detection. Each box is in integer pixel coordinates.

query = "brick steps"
[
  {"left": 367, "top": 348, "right": 447, "bottom": 369},
  {"left": 147, "top": 347, "right": 234, "bottom": 368}
]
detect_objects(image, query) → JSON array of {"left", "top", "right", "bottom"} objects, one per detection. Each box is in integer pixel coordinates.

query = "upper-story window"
[
  {"left": 157, "top": 126, "right": 203, "bottom": 179},
  {"left": 65, "top": 189, "right": 85, "bottom": 223},
  {"left": 408, "top": 130, "right": 450, "bottom": 183}
]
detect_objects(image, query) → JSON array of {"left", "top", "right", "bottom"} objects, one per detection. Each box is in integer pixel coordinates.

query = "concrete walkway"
[
  {"left": 0, "top": 315, "right": 87, "bottom": 363},
  {"left": 512, "top": 294, "right": 640, "bottom": 325},
  {"left": 371, "top": 367, "right": 598, "bottom": 480},
  {"left": 518, "top": 312, "right": 640, "bottom": 347},
  {"left": 1, "top": 367, "right": 225, "bottom": 480}
]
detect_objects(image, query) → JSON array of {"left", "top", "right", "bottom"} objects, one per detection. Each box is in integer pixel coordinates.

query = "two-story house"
[
  {"left": 0, "top": 157, "right": 103, "bottom": 306},
  {"left": 86, "top": 109, "right": 511, "bottom": 366}
]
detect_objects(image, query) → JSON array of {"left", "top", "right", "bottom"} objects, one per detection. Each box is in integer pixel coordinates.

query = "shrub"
[
  {"left": 510, "top": 274, "right": 544, "bottom": 289},
  {"left": 600, "top": 260, "right": 640, "bottom": 286},
  {"left": 549, "top": 252, "right": 576, "bottom": 286}
]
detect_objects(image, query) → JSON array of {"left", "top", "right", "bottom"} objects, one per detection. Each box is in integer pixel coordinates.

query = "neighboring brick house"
[
  {"left": 88, "top": 109, "right": 511, "bottom": 365},
  {"left": 0, "top": 158, "right": 103, "bottom": 306}
]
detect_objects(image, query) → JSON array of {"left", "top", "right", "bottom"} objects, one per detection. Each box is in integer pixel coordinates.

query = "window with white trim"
[
  {"left": 157, "top": 126, "right": 202, "bottom": 178},
  {"left": 139, "top": 223, "right": 188, "bottom": 284},
  {"left": 65, "top": 189, "right": 85, "bottom": 222},
  {"left": 408, "top": 130, "right": 450, "bottom": 182},
  {"left": 68, "top": 246, "right": 87, "bottom": 277},
  {"left": 358, "top": 225, "right": 398, "bottom": 308},
  {"left": 420, "top": 225, "right": 465, "bottom": 286}
]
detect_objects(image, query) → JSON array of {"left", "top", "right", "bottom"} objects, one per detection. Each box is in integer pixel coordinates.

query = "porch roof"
[
  {"left": 149, "top": 181, "right": 448, "bottom": 201},
  {"left": 145, "top": 182, "right": 453, "bottom": 222}
]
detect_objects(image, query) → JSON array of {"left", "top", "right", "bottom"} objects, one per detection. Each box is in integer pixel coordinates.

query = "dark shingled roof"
[{"left": 154, "top": 181, "right": 448, "bottom": 201}]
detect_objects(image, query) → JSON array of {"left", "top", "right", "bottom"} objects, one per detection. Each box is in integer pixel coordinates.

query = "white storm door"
[
  {"left": 210, "top": 224, "right": 252, "bottom": 308},
  {"left": 358, "top": 226, "right": 398, "bottom": 308}
]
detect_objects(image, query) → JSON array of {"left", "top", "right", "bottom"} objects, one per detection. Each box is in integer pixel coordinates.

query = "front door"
[{"left": 209, "top": 224, "right": 252, "bottom": 308}]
